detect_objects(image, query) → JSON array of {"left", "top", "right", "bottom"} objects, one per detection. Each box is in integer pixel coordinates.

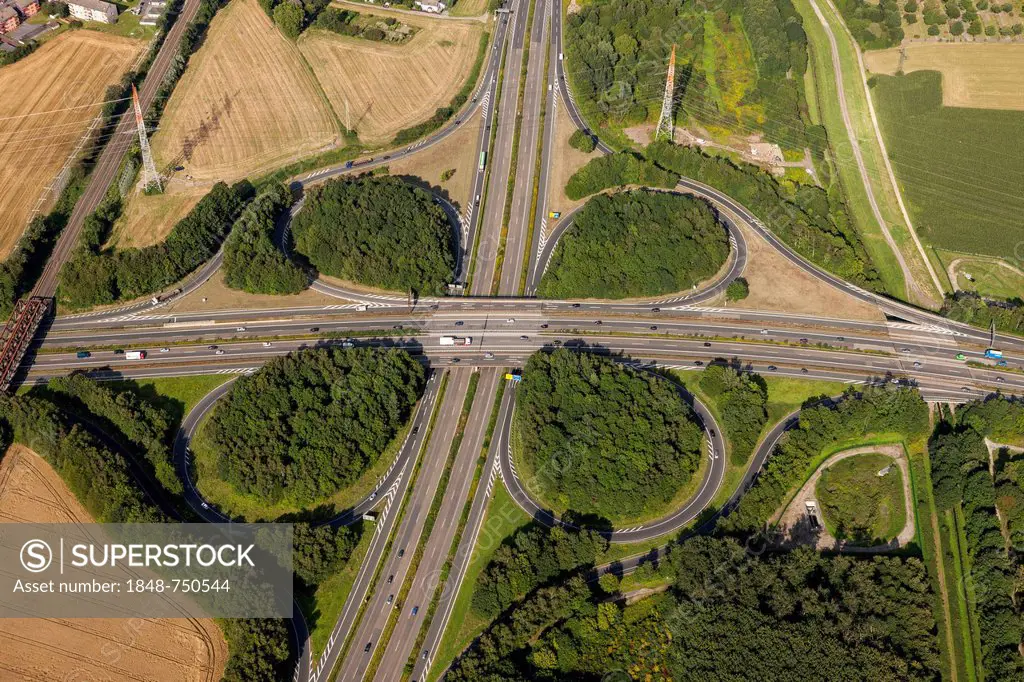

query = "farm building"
[
  {"left": 67, "top": 0, "right": 118, "bottom": 23},
  {"left": 414, "top": 0, "right": 445, "bottom": 12},
  {"left": 0, "top": 5, "right": 20, "bottom": 33}
]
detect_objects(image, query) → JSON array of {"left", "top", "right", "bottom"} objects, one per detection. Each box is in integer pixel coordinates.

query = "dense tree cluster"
[
  {"left": 450, "top": 536, "right": 942, "bottom": 681},
  {"left": 291, "top": 176, "right": 455, "bottom": 296},
  {"left": 515, "top": 350, "right": 703, "bottom": 520},
  {"left": 565, "top": 142, "right": 880, "bottom": 290},
  {"left": 47, "top": 374, "right": 180, "bottom": 496},
  {"left": 0, "top": 394, "right": 164, "bottom": 523},
  {"left": 293, "top": 522, "right": 361, "bottom": 587},
  {"left": 220, "top": 618, "right": 293, "bottom": 682},
  {"left": 699, "top": 364, "right": 767, "bottom": 464},
  {"left": 59, "top": 181, "right": 254, "bottom": 309},
  {"left": 929, "top": 421, "right": 1024, "bottom": 679},
  {"left": 941, "top": 291, "right": 1024, "bottom": 335},
  {"left": 959, "top": 394, "right": 1024, "bottom": 443},
  {"left": 837, "top": 0, "right": 905, "bottom": 49},
  {"left": 720, "top": 385, "right": 928, "bottom": 535},
  {"left": 201, "top": 347, "right": 424, "bottom": 505},
  {"left": 567, "top": 129, "right": 596, "bottom": 153},
  {"left": 471, "top": 524, "right": 608, "bottom": 620},
  {"left": 539, "top": 190, "right": 729, "bottom": 299},
  {"left": 564, "top": 151, "right": 679, "bottom": 200},
  {"left": 647, "top": 141, "right": 882, "bottom": 290},
  {"left": 223, "top": 183, "right": 307, "bottom": 295},
  {"left": 565, "top": 0, "right": 811, "bottom": 149}
]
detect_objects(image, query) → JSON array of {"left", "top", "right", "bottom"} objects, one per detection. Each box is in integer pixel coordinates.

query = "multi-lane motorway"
[{"left": 12, "top": 2, "right": 1024, "bottom": 682}]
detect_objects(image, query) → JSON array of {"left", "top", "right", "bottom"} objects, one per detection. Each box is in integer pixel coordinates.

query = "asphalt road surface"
[
  {"left": 374, "top": 369, "right": 501, "bottom": 681},
  {"left": 332, "top": 370, "right": 471, "bottom": 682}
]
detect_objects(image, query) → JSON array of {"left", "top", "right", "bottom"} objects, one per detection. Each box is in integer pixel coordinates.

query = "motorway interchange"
[{"left": 10, "top": 0, "right": 1024, "bottom": 680}]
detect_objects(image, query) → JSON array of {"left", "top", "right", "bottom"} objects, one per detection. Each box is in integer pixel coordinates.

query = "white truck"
[
  {"left": 439, "top": 336, "right": 472, "bottom": 346},
  {"left": 124, "top": 350, "right": 147, "bottom": 360}
]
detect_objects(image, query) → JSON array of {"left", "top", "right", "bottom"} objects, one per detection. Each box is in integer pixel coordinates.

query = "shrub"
[
  {"left": 568, "top": 129, "right": 596, "bottom": 153},
  {"left": 725, "top": 277, "right": 749, "bottom": 301}
]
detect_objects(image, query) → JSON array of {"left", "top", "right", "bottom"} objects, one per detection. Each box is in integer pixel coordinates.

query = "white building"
[
  {"left": 68, "top": 0, "right": 117, "bottom": 23},
  {"left": 414, "top": 0, "right": 445, "bottom": 12}
]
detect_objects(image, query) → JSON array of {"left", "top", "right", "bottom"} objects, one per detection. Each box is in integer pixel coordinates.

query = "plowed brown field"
[
  {"left": 0, "top": 31, "right": 142, "bottom": 258},
  {"left": 0, "top": 445, "right": 227, "bottom": 682}
]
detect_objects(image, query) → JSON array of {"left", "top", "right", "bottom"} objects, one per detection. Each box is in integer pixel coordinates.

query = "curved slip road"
[{"left": 496, "top": 372, "right": 727, "bottom": 543}]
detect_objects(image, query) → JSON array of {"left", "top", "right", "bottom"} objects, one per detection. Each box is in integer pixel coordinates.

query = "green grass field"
[
  {"left": 871, "top": 70, "right": 1024, "bottom": 262},
  {"left": 106, "top": 375, "right": 233, "bottom": 427},
  {"left": 815, "top": 452, "right": 906, "bottom": 544}
]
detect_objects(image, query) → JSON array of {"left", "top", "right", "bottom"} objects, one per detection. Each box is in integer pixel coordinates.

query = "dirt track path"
[
  {"left": 777, "top": 444, "right": 916, "bottom": 552},
  {"left": 807, "top": 0, "right": 945, "bottom": 307}
]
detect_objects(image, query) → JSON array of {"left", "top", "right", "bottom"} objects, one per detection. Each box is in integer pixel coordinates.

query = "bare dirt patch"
[
  {"left": 0, "top": 31, "right": 142, "bottom": 257},
  {"left": 151, "top": 0, "right": 339, "bottom": 184},
  {"left": 864, "top": 43, "right": 1024, "bottom": 111},
  {"left": 713, "top": 212, "right": 885, "bottom": 321},
  {"left": 297, "top": 14, "right": 483, "bottom": 144},
  {"left": 544, "top": 97, "right": 599, "bottom": 239},
  {"left": 109, "top": 185, "right": 207, "bottom": 249},
  {"left": 0, "top": 445, "right": 227, "bottom": 682},
  {"left": 381, "top": 106, "right": 482, "bottom": 211}
]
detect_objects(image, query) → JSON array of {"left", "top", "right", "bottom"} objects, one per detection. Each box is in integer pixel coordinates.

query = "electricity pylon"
[
  {"left": 132, "top": 84, "right": 161, "bottom": 192},
  {"left": 654, "top": 44, "right": 677, "bottom": 142}
]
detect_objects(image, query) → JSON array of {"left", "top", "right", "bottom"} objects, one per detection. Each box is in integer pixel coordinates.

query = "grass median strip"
[{"left": 402, "top": 372, "right": 506, "bottom": 680}]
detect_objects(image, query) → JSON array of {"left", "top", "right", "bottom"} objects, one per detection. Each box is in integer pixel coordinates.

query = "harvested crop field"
[
  {"left": 865, "top": 43, "right": 1024, "bottom": 111},
  {"left": 0, "top": 445, "right": 227, "bottom": 681},
  {"left": 151, "top": 0, "right": 339, "bottom": 183},
  {"left": 0, "top": 31, "right": 142, "bottom": 258},
  {"left": 299, "top": 12, "right": 484, "bottom": 143}
]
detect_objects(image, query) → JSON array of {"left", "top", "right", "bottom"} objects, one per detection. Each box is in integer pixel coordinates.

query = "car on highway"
[
  {"left": 519, "top": 335, "right": 528, "bottom": 340},
  {"left": 913, "top": 361, "right": 922, "bottom": 368},
  {"left": 651, "top": 307, "right": 660, "bottom": 312},
  {"left": 996, "top": 360, "right": 1008, "bottom": 367},
  {"left": 571, "top": 303, "right": 580, "bottom": 308},
  {"left": 956, "top": 353, "right": 967, "bottom": 360},
  {"left": 215, "top": 349, "right": 225, "bottom": 355},
  {"left": 595, "top": 320, "right": 602, "bottom": 325},
  {"left": 962, "top": 387, "right": 971, "bottom": 393},
  {"left": 369, "top": 492, "right": 376, "bottom": 501},
  {"left": 703, "top": 342, "right": 711, "bottom": 347},
  {"left": 799, "top": 338, "right": 809, "bottom": 344},
  {"left": 208, "top": 345, "right": 218, "bottom": 350},
  {"left": 159, "top": 347, "right": 169, "bottom": 353},
  {"left": 760, "top": 329, "right": 768, "bottom": 335},
  {"left": 236, "top": 327, "right": 246, "bottom": 332},
  {"left": 455, "top": 320, "right": 464, "bottom": 326},
  {"left": 650, "top": 325, "right": 658, "bottom": 330},
  {"left": 767, "top": 365, "right": 777, "bottom": 371},
  {"left": 114, "top": 349, "right": 124, "bottom": 355},
  {"left": 398, "top": 548, "right": 405, "bottom": 558},
  {"left": 553, "top": 340, "right": 562, "bottom": 345},
  {"left": 996, "top": 376, "right": 1005, "bottom": 383},
  {"left": 412, "top": 426, "right": 419, "bottom": 435},
  {"left": 76, "top": 351, "right": 91, "bottom": 359},
  {"left": 693, "top": 360, "right": 704, "bottom": 366},
  {"left": 484, "top": 352, "right": 494, "bottom": 359},
  {"left": 411, "top": 605, "right": 419, "bottom": 616},
  {"left": 836, "top": 336, "right": 845, "bottom": 341},
  {"left": 388, "top": 575, "right": 394, "bottom": 584},
  {"left": 901, "top": 348, "right": 911, "bottom": 353},
  {"left": 364, "top": 642, "right": 372, "bottom": 653},
  {"left": 506, "top": 318, "right": 515, "bottom": 323},
  {"left": 801, "top": 368, "right": 809, "bottom": 373},
  {"left": 263, "top": 342, "right": 272, "bottom": 347},
  {"left": 450, "top": 358, "right": 460, "bottom": 363},
  {"left": 310, "top": 327, "right": 320, "bottom": 333},
  {"left": 540, "top": 323, "right": 548, "bottom": 329},
  {"left": 422, "top": 649, "right": 429, "bottom": 660},
  {"left": 387, "top": 594, "right": 394, "bottom": 605}
]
